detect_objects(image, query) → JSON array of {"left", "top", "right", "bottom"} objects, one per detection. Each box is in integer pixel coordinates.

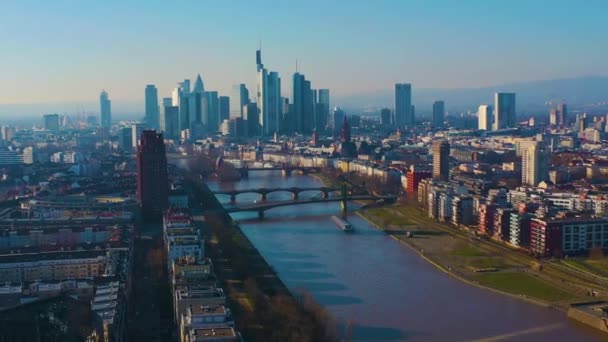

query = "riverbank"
[
  {"left": 310, "top": 172, "right": 608, "bottom": 310},
  {"left": 186, "top": 177, "right": 338, "bottom": 341}
]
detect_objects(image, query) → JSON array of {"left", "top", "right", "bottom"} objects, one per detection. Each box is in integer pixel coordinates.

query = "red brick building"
[{"left": 406, "top": 167, "right": 431, "bottom": 194}]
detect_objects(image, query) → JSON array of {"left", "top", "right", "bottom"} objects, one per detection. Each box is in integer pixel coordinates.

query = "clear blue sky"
[{"left": 0, "top": 0, "right": 606, "bottom": 104}]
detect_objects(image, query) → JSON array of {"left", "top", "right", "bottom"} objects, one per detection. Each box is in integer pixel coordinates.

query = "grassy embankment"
[{"left": 360, "top": 204, "right": 608, "bottom": 307}]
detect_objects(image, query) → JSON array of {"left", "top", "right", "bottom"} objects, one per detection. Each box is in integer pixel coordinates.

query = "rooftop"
[
  {"left": 190, "top": 304, "right": 228, "bottom": 316},
  {"left": 191, "top": 327, "right": 238, "bottom": 340}
]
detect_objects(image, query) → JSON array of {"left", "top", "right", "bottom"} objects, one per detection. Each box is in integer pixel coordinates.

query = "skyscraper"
[
  {"left": 230, "top": 84, "right": 249, "bottom": 119},
  {"left": 145, "top": 85, "right": 159, "bottom": 129},
  {"left": 380, "top": 108, "right": 391, "bottom": 127},
  {"left": 292, "top": 72, "right": 314, "bottom": 134},
  {"left": 316, "top": 89, "right": 330, "bottom": 132},
  {"left": 432, "top": 100, "right": 445, "bottom": 129},
  {"left": 243, "top": 103, "right": 259, "bottom": 137},
  {"left": 203, "top": 91, "right": 219, "bottom": 132},
  {"left": 173, "top": 79, "right": 191, "bottom": 131},
  {"left": 119, "top": 127, "right": 132, "bottom": 151},
  {"left": 395, "top": 83, "right": 412, "bottom": 127},
  {"left": 522, "top": 141, "right": 539, "bottom": 186},
  {"left": 219, "top": 96, "right": 230, "bottom": 124},
  {"left": 100, "top": 90, "right": 111, "bottom": 131},
  {"left": 131, "top": 123, "right": 145, "bottom": 149},
  {"left": 160, "top": 98, "right": 179, "bottom": 140},
  {"left": 333, "top": 107, "right": 345, "bottom": 137},
  {"left": 256, "top": 49, "right": 281, "bottom": 135},
  {"left": 494, "top": 92, "right": 516, "bottom": 130},
  {"left": 43, "top": 114, "right": 60, "bottom": 132},
  {"left": 478, "top": 105, "right": 493, "bottom": 131},
  {"left": 432, "top": 139, "right": 450, "bottom": 181},
  {"left": 557, "top": 103, "right": 567, "bottom": 127},
  {"left": 136, "top": 130, "right": 169, "bottom": 222}
]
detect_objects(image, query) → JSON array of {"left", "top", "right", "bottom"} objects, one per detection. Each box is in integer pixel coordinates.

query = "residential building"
[{"left": 432, "top": 139, "right": 450, "bottom": 181}]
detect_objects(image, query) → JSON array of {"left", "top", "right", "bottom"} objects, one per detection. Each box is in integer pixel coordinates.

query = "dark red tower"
[
  {"left": 136, "top": 130, "right": 169, "bottom": 222},
  {"left": 340, "top": 116, "right": 351, "bottom": 143}
]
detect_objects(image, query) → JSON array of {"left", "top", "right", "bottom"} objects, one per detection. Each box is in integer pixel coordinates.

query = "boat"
[{"left": 331, "top": 215, "right": 353, "bottom": 232}]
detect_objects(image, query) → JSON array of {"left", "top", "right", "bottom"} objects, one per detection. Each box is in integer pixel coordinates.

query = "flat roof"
[
  {"left": 193, "top": 327, "right": 237, "bottom": 339},
  {"left": 190, "top": 305, "right": 227, "bottom": 315}
]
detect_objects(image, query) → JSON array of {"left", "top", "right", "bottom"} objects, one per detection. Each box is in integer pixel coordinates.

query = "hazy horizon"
[{"left": 1, "top": 0, "right": 607, "bottom": 110}]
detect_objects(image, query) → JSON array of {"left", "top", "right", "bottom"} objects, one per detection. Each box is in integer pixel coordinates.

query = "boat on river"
[{"left": 331, "top": 215, "right": 353, "bottom": 232}]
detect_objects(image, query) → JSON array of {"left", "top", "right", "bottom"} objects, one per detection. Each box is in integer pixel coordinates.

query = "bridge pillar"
[
  {"left": 292, "top": 192, "right": 299, "bottom": 200},
  {"left": 258, "top": 210, "right": 264, "bottom": 220},
  {"left": 239, "top": 168, "right": 249, "bottom": 178},
  {"left": 282, "top": 168, "right": 292, "bottom": 177},
  {"left": 230, "top": 194, "right": 236, "bottom": 203},
  {"left": 322, "top": 191, "right": 329, "bottom": 199},
  {"left": 341, "top": 199, "right": 347, "bottom": 219},
  {"left": 260, "top": 193, "right": 267, "bottom": 202}
]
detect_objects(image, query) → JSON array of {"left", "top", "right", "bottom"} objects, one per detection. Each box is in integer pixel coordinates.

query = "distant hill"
[{"left": 334, "top": 76, "right": 608, "bottom": 114}]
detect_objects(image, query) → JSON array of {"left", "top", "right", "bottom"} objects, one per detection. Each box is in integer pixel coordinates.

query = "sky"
[{"left": 0, "top": 0, "right": 607, "bottom": 108}]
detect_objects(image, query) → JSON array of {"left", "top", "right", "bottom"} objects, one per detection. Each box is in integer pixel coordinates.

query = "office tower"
[
  {"left": 557, "top": 103, "right": 567, "bottom": 127},
  {"left": 243, "top": 103, "right": 259, "bottom": 137},
  {"left": 100, "top": 90, "right": 111, "bottom": 131},
  {"left": 160, "top": 102, "right": 179, "bottom": 140},
  {"left": 193, "top": 74, "right": 204, "bottom": 93},
  {"left": 43, "top": 114, "right": 60, "bottom": 132},
  {"left": 136, "top": 130, "right": 169, "bottom": 222},
  {"left": 549, "top": 108, "right": 558, "bottom": 126},
  {"left": 174, "top": 79, "right": 191, "bottom": 130},
  {"left": 522, "top": 142, "right": 540, "bottom": 186},
  {"left": 380, "top": 108, "right": 391, "bottom": 127},
  {"left": 432, "top": 101, "right": 445, "bottom": 129},
  {"left": 550, "top": 103, "right": 567, "bottom": 127},
  {"left": 395, "top": 83, "right": 412, "bottom": 127},
  {"left": 478, "top": 105, "right": 493, "bottom": 130},
  {"left": 201, "top": 91, "right": 219, "bottom": 132},
  {"left": 333, "top": 107, "right": 345, "bottom": 137},
  {"left": 145, "top": 85, "right": 160, "bottom": 129},
  {"left": 131, "top": 123, "right": 145, "bottom": 148},
  {"left": 432, "top": 139, "right": 450, "bottom": 181},
  {"left": 230, "top": 84, "right": 249, "bottom": 119},
  {"left": 292, "top": 72, "right": 314, "bottom": 134},
  {"left": 119, "top": 127, "right": 132, "bottom": 151},
  {"left": 219, "top": 96, "right": 230, "bottom": 123},
  {"left": 256, "top": 49, "right": 282, "bottom": 135},
  {"left": 494, "top": 92, "right": 516, "bottom": 130},
  {"left": 316, "top": 89, "right": 330, "bottom": 132}
]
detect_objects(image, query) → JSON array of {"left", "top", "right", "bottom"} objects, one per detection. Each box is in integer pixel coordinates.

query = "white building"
[{"left": 478, "top": 105, "right": 493, "bottom": 131}]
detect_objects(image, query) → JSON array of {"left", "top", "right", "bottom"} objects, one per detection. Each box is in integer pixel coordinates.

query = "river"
[{"left": 207, "top": 170, "right": 604, "bottom": 341}]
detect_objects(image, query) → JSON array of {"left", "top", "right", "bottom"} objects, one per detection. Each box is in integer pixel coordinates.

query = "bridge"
[
  {"left": 232, "top": 163, "right": 323, "bottom": 178},
  {"left": 213, "top": 187, "right": 336, "bottom": 202},
  {"left": 224, "top": 195, "right": 395, "bottom": 219}
]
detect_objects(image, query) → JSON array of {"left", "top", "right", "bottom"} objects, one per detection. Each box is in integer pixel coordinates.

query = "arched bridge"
[
  {"left": 234, "top": 163, "right": 323, "bottom": 178},
  {"left": 213, "top": 187, "right": 336, "bottom": 202},
  {"left": 225, "top": 195, "right": 396, "bottom": 219}
]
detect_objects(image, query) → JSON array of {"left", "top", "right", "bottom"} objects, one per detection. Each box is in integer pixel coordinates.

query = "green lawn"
[
  {"left": 563, "top": 258, "right": 608, "bottom": 278},
  {"left": 364, "top": 207, "right": 414, "bottom": 227},
  {"left": 472, "top": 272, "right": 573, "bottom": 302},
  {"left": 451, "top": 244, "right": 486, "bottom": 257}
]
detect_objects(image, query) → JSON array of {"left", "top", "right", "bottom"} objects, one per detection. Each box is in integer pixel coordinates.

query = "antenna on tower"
[{"left": 296, "top": 58, "right": 298, "bottom": 73}]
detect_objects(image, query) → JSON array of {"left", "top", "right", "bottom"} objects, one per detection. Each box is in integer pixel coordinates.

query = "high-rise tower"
[
  {"left": 136, "top": 130, "right": 169, "bottom": 222},
  {"left": 256, "top": 49, "right": 281, "bottom": 135},
  {"left": 145, "top": 85, "right": 159, "bottom": 129},
  {"left": 395, "top": 83, "right": 412, "bottom": 127},
  {"left": 478, "top": 105, "right": 493, "bottom": 131},
  {"left": 432, "top": 139, "right": 450, "bottom": 181},
  {"left": 432, "top": 100, "right": 445, "bottom": 129},
  {"left": 99, "top": 90, "right": 111, "bottom": 133},
  {"left": 494, "top": 92, "right": 516, "bottom": 130}
]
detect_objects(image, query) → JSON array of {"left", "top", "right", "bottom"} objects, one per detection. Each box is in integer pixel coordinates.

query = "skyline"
[{"left": 1, "top": 1, "right": 607, "bottom": 107}]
